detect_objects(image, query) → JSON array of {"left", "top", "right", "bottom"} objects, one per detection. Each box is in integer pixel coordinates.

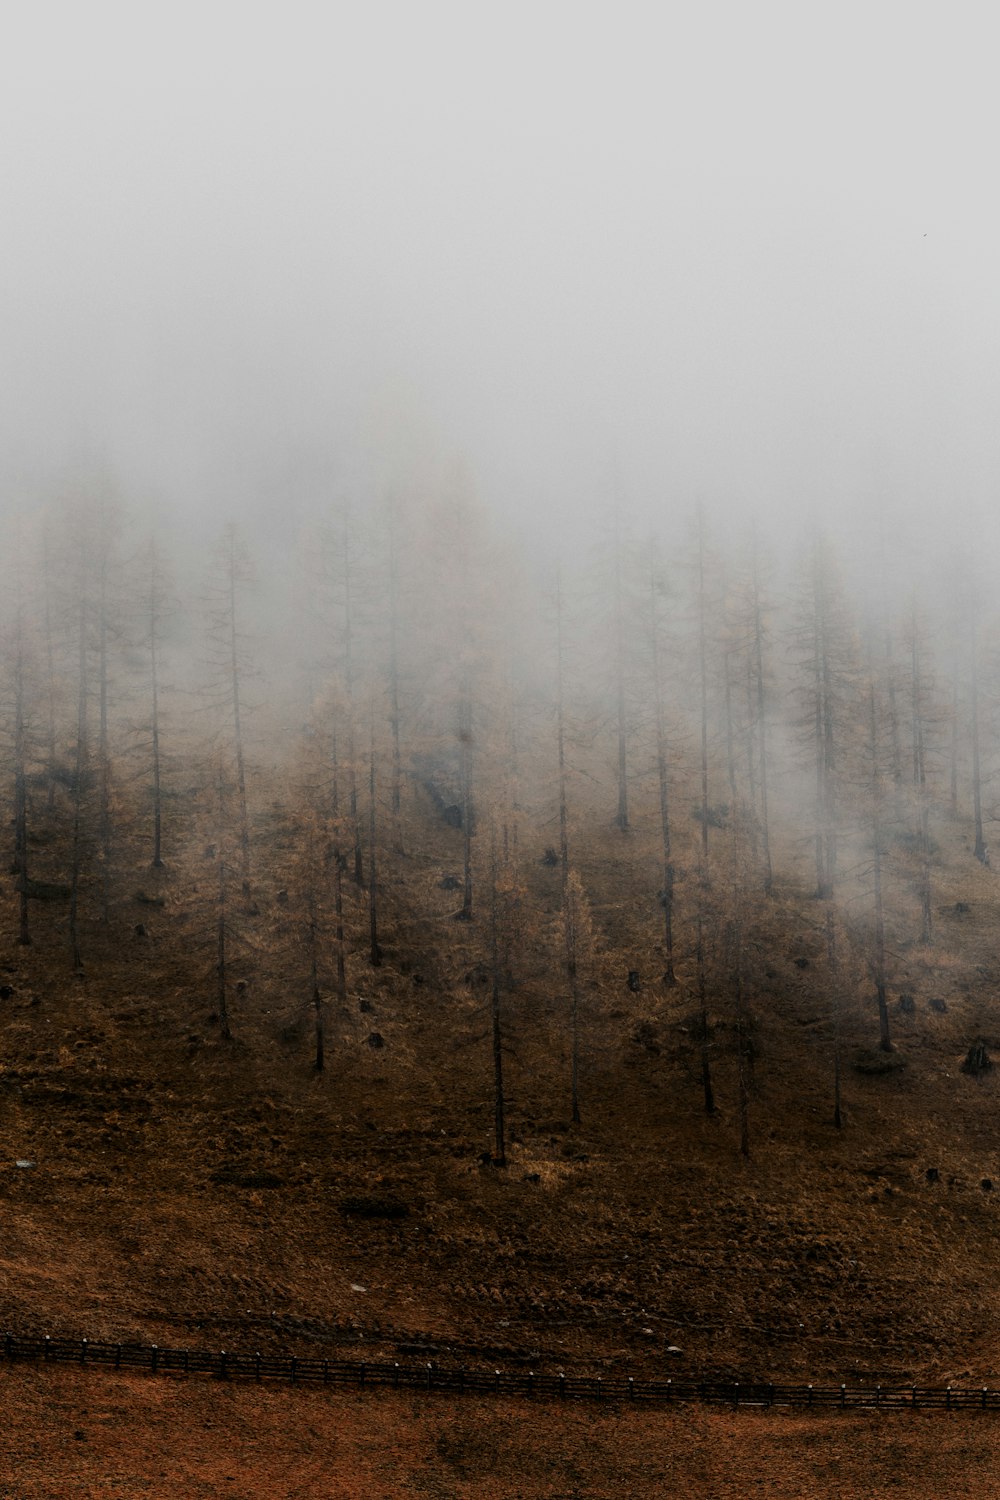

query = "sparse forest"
[{"left": 2, "top": 482, "right": 998, "bottom": 1139}]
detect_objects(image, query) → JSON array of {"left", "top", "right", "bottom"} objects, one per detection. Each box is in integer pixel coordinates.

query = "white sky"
[{"left": 1, "top": 1, "right": 998, "bottom": 553}]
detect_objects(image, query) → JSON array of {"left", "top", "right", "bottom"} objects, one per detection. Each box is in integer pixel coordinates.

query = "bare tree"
[
  {"left": 649, "top": 566, "right": 677, "bottom": 984},
  {"left": 204, "top": 524, "right": 255, "bottom": 898}
]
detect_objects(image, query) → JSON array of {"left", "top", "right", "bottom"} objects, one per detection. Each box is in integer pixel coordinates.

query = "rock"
[
  {"left": 0, "top": 985, "right": 13, "bottom": 1000},
  {"left": 853, "top": 1048, "right": 906, "bottom": 1076},
  {"left": 133, "top": 924, "right": 146, "bottom": 938},
  {"left": 627, "top": 970, "right": 641, "bottom": 993},
  {"left": 359, "top": 998, "right": 373, "bottom": 1014},
  {"left": 631, "top": 1021, "right": 660, "bottom": 1055},
  {"left": 339, "top": 1195, "right": 409, "bottom": 1220},
  {"left": 925, "top": 1167, "right": 940, "bottom": 1183},
  {"left": 211, "top": 1164, "right": 282, "bottom": 1188},
  {"left": 983, "top": 1179, "right": 994, "bottom": 1192},
  {"left": 961, "top": 1042, "right": 993, "bottom": 1077},
  {"left": 522, "top": 1172, "right": 541, "bottom": 1183},
  {"left": 276, "top": 889, "right": 288, "bottom": 905},
  {"left": 665, "top": 1345, "right": 683, "bottom": 1357},
  {"left": 367, "top": 1032, "right": 385, "bottom": 1049}
]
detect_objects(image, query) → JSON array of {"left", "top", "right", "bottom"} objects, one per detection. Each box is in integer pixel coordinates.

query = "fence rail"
[{"left": 2, "top": 1332, "right": 998, "bottom": 1412}]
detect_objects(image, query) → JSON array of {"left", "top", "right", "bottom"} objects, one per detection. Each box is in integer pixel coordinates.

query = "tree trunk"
[
  {"left": 910, "top": 611, "right": 932, "bottom": 942},
  {"left": 68, "top": 575, "right": 88, "bottom": 973},
  {"left": 42, "top": 530, "right": 58, "bottom": 817},
  {"left": 695, "top": 901, "right": 714, "bottom": 1114},
  {"left": 489, "top": 827, "right": 506, "bottom": 1164},
  {"left": 387, "top": 506, "right": 404, "bottom": 854},
  {"left": 14, "top": 603, "right": 30, "bottom": 947},
  {"left": 97, "top": 555, "right": 111, "bottom": 923},
  {"left": 750, "top": 536, "right": 773, "bottom": 894},
  {"left": 613, "top": 504, "right": 629, "bottom": 832},
  {"left": 649, "top": 571, "right": 676, "bottom": 984},
  {"left": 368, "top": 719, "right": 381, "bottom": 967},
  {"left": 149, "top": 545, "right": 164, "bottom": 869},
  {"left": 309, "top": 884, "right": 323, "bottom": 1072},
  {"left": 330, "top": 731, "right": 347, "bottom": 1005},
  {"left": 827, "top": 906, "right": 842, "bottom": 1128},
  {"left": 227, "top": 534, "right": 251, "bottom": 896},
  {"left": 970, "top": 616, "right": 988, "bottom": 865},
  {"left": 342, "top": 515, "right": 364, "bottom": 887},
  {"left": 459, "top": 690, "right": 473, "bottom": 921},
  {"left": 869, "top": 681, "right": 891, "bottom": 1051},
  {"left": 697, "top": 508, "right": 710, "bottom": 857},
  {"left": 730, "top": 915, "right": 750, "bottom": 1158}
]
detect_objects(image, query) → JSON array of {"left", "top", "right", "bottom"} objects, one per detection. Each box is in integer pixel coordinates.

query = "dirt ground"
[{"left": 1, "top": 1364, "right": 999, "bottom": 1498}]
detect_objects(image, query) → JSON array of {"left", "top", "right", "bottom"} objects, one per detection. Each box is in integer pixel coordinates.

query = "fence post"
[
  {"left": 151, "top": 1345, "right": 159, "bottom": 1375},
  {"left": 597, "top": 1378, "right": 603, "bottom": 1401},
  {"left": 429, "top": 1365, "right": 436, "bottom": 1393},
  {"left": 218, "top": 1350, "right": 227, "bottom": 1381},
  {"left": 393, "top": 1363, "right": 399, "bottom": 1390},
  {"left": 80, "top": 1340, "right": 87, "bottom": 1366},
  {"left": 359, "top": 1362, "right": 366, "bottom": 1388},
  {"left": 184, "top": 1349, "right": 189, "bottom": 1374},
  {"left": 559, "top": 1372, "right": 566, "bottom": 1400},
  {"left": 44, "top": 1336, "right": 51, "bottom": 1364},
  {"left": 290, "top": 1357, "right": 296, "bottom": 1385},
  {"left": 628, "top": 1377, "right": 635, "bottom": 1401},
  {"left": 768, "top": 1383, "right": 774, "bottom": 1407},
  {"left": 115, "top": 1344, "right": 122, "bottom": 1370},
  {"left": 494, "top": 1369, "right": 500, "bottom": 1394},
  {"left": 912, "top": 1386, "right": 917, "bottom": 1409},
  {"left": 876, "top": 1386, "right": 881, "bottom": 1409},
  {"left": 459, "top": 1368, "right": 465, "bottom": 1395},
  {"left": 946, "top": 1386, "right": 951, "bottom": 1411},
  {"left": 255, "top": 1352, "right": 262, "bottom": 1383},
  {"left": 324, "top": 1360, "right": 330, "bottom": 1386},
  {"left": 840, "top": 1384, "right": 846, "bottom": 1408},
  {"left": 527, "top": 1371, "right": 534, "bottom": 1397},
  {"left": 808, "top": 1384, "right": 813, "bottom": 1407},
  {"left": 984, "top": 1387, "right": 989, "bottom": 1410},
  {"left": 666, "top": 1379, "right": 672, "bottom": 1403},
  {"left": 4, "top": 1334, "right": 11, "bottom": 1361}
]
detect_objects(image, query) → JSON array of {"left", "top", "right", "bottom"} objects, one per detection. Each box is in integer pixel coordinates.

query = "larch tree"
[
  {"left": 648, "top": 562, "right": 678, "bottom": 984},
  {"left": 204, "top": 524, "right": 256, "bottom": 898}
]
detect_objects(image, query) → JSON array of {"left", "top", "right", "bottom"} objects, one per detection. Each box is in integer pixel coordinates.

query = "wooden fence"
[{"left": 2, "top": 1333, "right": 998, "bottom": 1411}]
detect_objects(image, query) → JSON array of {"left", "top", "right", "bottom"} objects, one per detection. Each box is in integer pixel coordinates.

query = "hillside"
[{"left": 3, "top": 772, "right": 1000, "bottom": 1404}]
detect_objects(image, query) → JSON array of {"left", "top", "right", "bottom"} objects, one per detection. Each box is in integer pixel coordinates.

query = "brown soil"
[
  {"left": 2, "top": 1364, "right": 1000, "bottom": 1498},
  {"left": 4, "top": 791, "right": 1000, "bottom": 1486}
]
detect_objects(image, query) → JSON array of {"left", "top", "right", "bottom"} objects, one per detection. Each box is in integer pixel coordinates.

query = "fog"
[{"left": 2, "top": 2, "right": 998, "bottom": 557}]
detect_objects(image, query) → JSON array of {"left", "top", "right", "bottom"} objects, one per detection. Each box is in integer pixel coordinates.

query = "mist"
[{"left": 0, "top": 2, "right": 997, "bottom": 561}]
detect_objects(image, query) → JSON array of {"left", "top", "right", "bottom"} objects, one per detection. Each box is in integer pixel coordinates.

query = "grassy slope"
[{"left": 1, "top": 778, "right": 1000, "bottom": 1398}]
